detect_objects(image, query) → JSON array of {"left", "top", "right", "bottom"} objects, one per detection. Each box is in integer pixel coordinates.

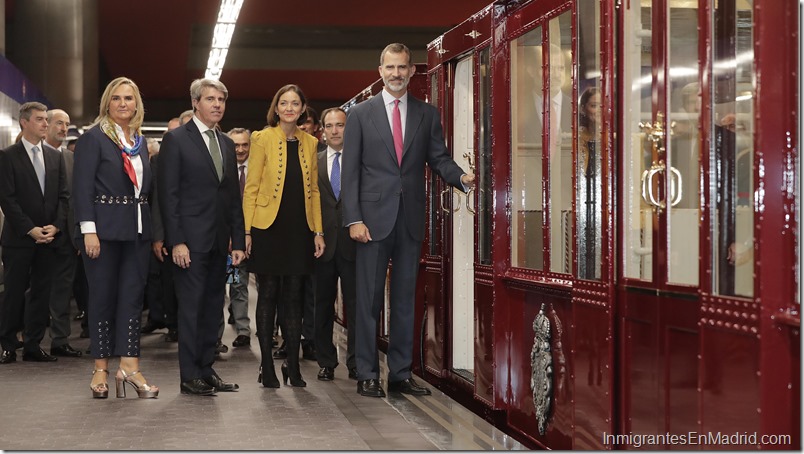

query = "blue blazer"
[
  {"left": 157, "top": 120, "right": 245, "bottom": 254},
  {"left": 341, "top": 93, "right": 466, "bottom": 242},
  {"left": 72, "top": 124, "right": 153, "bottom": 242}
]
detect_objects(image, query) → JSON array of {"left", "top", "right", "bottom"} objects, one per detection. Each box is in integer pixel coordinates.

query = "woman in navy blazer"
[{"left": 73, "top": 77, "right": 158, "bottom": 399}]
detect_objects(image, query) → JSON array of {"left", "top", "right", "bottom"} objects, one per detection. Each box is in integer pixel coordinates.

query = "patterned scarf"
[{"left": 100, "top": 118, "right": 143, "bottom": 188}]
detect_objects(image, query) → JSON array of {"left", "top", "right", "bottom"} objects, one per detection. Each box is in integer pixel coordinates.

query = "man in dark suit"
[
  {"left": 314, "top": 107, "right": 357, "bottom": 381},
  {"left": 0, "top": 102, "right": 70, "bottom": 364},
  {"left": 158, "top": 79, "right": 246, "bottom": 395},
  {"left": 342, "top": 43, "right": 475, "bottom": 397},
  {"left": 42, "top": 108, "right": 82, "bottom": 358}
]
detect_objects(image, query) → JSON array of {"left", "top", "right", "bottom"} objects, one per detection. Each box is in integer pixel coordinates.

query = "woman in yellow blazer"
[{"left": 243, "top": 84, "right": 325, "bottom": 388}]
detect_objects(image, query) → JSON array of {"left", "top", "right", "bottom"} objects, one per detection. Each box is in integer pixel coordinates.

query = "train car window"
[
  {"left": 478, "top": 48, "right": 492, "bottom": 266},
  {"left": 622, "top": 1, "right": 654, "bottom": 282},
  {"left": 666, "top": 1, "right": 701, "bottom": 286},
  {"left": 576, "top": 0, "right": 603, "bottom": 281},
  {"left": 547, "top": 12, "right": 574, "bottom": 274},
  {"left": 711, "top": 0, "right": 755, "bottom": 297},
  {"left": 510, "top": 26, "right": 545, "bottom": 270}
]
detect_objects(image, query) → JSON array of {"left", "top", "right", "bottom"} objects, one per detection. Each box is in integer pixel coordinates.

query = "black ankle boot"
[
  {"left": 258, "top": 363, "right": 280, "bottom": 388},
  {"left": 281, "top": 361, "right": 306, "bottom": 387}
]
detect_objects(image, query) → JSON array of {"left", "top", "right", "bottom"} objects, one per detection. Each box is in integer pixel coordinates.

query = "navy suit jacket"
[
  {"left": 158, "top": 120, "right": 245, "bottom": 254},
  {"left": 317, "top": 150, "right": 355, "bottom": 263},
  {"left": 72, "top": 125, "right": 153, "bottom": 242},
  {"left": 341, "top": 93, "right": 465, "bottom": 242},
  {"left": 0, "top": 140, "right": 70, "bottom": 249}
]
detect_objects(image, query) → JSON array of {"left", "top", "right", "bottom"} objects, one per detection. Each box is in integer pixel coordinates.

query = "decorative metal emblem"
[
  {"left": 465, "top": 30, "right": 482, "bottom": 39},
  {"left": 530, "top": 303, "right": 554, "bottom": 435}
]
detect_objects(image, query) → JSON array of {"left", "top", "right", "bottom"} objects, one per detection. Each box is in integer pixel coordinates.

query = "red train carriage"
[{"left": 399, "top": 0, "right": 797, "bottom": 449}]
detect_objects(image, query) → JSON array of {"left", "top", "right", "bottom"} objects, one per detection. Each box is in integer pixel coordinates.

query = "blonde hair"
[{"left": 94, "top": 77, "right": 145, "bottom": 133}]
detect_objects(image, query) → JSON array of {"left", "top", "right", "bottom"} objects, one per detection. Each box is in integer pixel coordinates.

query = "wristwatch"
[{"left": 314, "top": 232, "right": 325, "bottom": 237}]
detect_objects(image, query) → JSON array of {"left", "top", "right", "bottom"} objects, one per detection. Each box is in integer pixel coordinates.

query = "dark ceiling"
[{"left": 5, "top": 0, "right": 493, "bottom": 131}]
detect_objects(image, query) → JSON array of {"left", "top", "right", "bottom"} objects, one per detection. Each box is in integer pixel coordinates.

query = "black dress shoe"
[
  {"left": 0, "top": 350, "right": 16, "bottom": 364},
  {"left": 215, "top": 340, "right": 228, "bottom": 355},
  {"left": 203, "top": 373, "right": 239, "bottom": 392},
  {"left": 51, "top": 344, "right": 82, "bottom": 357},
  {"left": 272, "top": 342, "right": 287, "bottom": 359},
  {"left": 227, "top": 315, "right": 235, "bottom": 325},
  {"left": 357, "top": 379, "right": 386, "bottom": 398},
  {"left": 22, "top": 348, "right": 58, "bottom": 362},
  {"left": 301, "top": 343, "right": 316, "bottom": 361},
  {"left": 14, "top": 340, "right": 24, "bottom": 350},
  {"left": 164, "top": 329, "right": 178, "bottom": 342},
  {"left": 387, "top": 377, "right": 431, "bottom": 396},
  {"left": 180, "top": 378, "right": 216, "bottom": 395},
  {"left": 317, "top": 367, "right": 335, "bottom": 381},
  {"left": 232, "top": 335, "right": 250, "bottom": 347},
  {"left": 348, "top": 368, "right": 358, "bottom": 380},
  {"left": 141, "top": 320, "right": 166, "bottom": 334},
  {"left": 73, "top": 310, "right": 85, "bottom": 321},
  {"left": 272, "top": 336, "right": 278, "bottom": 348}
]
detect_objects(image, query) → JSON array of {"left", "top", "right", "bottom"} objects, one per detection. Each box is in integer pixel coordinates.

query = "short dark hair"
[
  {"left": 380, "top": 43, "right": 411, "bottom": 66},
  {"left": 20, "top": 102, "right": 47, "bottom": 122},
  {"left": 320, "top": 107, "right": 346, "bottom": 126}
]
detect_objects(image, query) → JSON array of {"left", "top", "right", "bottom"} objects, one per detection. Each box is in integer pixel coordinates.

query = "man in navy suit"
[
  {"left": 342, "top": 43, "right": 475, "bottom": 397},
  {"left": 314, "top": 107, "right": 357, "bottom": 381},
  {"left": 0, "top": 102, "right": 70, "bottom": 364},
  {"left": 158, "top": 79, "right": 246, "bottom": 395}
]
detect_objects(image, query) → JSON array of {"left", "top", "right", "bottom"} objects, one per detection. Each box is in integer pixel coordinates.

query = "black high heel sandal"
[
  {"left": 281, "top": 361, "right": 306, "bottom": 387},
  {"left": 258, "top": 365, "right": 280, "bottom": 388}
]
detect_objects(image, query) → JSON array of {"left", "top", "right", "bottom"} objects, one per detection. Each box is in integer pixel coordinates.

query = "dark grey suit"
[
  {"left": 0, "top": 140, "right": 70, "bottom": 353},
  {"left": 158, "top": 120, "right": 245, "bottom": 382},
  {"left": 342, "top": 93, "right": 465, "bottom": 381},
  {"left": 44, "top": 144, "right": 78, "bottom": 349},
  {"left": 314, "top": 149, "right": 357, "bottom": 371}
]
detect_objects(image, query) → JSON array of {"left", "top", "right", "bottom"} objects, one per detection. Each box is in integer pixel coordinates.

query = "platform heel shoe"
[
  {"left": 115, "top": 369, "right": 159, "bottom": 398},
  {"left": 90, "top": 369, "right": 109, "bottom": 399},
  {"left": 257, "top": 364, "right": 280, "bottom": 388},
  {"left": 280, "top": 361, "right": 307, "bottom": 387}
]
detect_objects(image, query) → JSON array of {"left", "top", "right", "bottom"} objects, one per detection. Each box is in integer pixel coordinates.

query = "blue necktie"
[{"left": 331, "top": 152, "right": 341, "bottom": 200}]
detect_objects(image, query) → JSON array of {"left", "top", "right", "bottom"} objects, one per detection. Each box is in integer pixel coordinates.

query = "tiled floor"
[{"left": 0, "top": 277, "right": 525, "bottom": 451}]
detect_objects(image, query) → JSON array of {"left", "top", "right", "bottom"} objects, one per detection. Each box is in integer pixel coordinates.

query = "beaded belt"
[{"left": 94, "top": 195, "right": 149, "bottom": 205}]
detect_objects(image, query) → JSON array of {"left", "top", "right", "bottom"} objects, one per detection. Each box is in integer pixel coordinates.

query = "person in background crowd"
[
  {"left": 72, "top": 77, "right": 159, "bottom": 399},
  {"left": 43, "top": 108, "right": 82, "bottom": 358},
  {"left": 242, "top": 84, "right": 325, "bottom": 388},
  {"left": 159, "top": 78, "right": 245, "bottom": 396},
  {"left": 0, "top": 102, "right": 70, "bottom": 365},
  {"left": 167, "top": 117, "right": 181, "bottom": 131},
  {"left": 178, "top": 109, "right": 194, "bottom": 126},
  {"left": 313, "top": 107, "right": 357, "bottom": 381}
]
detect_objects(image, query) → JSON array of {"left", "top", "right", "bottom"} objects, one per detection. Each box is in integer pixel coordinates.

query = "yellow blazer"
[{"left": 242, "top": 126, "right": 323, "bottom": 233}]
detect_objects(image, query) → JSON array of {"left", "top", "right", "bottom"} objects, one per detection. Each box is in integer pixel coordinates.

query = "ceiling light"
[{"left": 205, "top": 0, "right": 244, "bottom": 80}]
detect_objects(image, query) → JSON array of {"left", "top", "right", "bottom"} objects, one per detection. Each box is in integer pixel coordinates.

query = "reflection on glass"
[
  {"left": 667, "top": 1, "right": 700, "bottom": 286},
  {"left": 478, "top": 48, "right": 492, "bottom": 266},
  {"left": 428, "top": 72, "right": 439, "bottom": 256},
  {"left": 511, "top": 26, "right": 544, "bottom": 270},
  {"left": 548, "top": 12, "right": 574, "bottom": 274},
  {"left": 623, "top": 1, "right": 654, "bottom": 281},
  {"left": 578, "top": 87, "right": 602, "bottom": 279},
  {"left": 712, "top": 0, "right": 755, "bottom": 297},
  {"left": 576, "top": 0, "right": 602, "bottom": 281}
]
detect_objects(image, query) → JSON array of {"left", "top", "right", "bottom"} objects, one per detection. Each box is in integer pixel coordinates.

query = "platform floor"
[{"left": 0, "top": 277, "right": 525, "bottom": 451}]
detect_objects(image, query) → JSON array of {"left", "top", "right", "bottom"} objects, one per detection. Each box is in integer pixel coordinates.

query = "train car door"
[{"left": 618, "top": 0, "right": 766, "bottom": 447}]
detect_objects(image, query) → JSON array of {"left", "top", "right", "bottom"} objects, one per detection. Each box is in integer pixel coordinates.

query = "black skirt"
[{"left": 248, "top": 140, "right": 314, "bottom": 276}]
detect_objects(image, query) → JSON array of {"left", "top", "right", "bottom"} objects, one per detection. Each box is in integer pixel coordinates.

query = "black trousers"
[
  {"left": 314, "top": 254, "right": 356, "bottom": 370},
  {"left": 354, "top": 201, "right": 421, "bottom": 381},
  {"left": 173, "top": 250, "right": 226, "bottom": 382},
  {"left": 82, "top": 238, "right": 150, "bottom": 358},
  {"left": 0, "top": 245, "right": 57, "bottom": 352}
]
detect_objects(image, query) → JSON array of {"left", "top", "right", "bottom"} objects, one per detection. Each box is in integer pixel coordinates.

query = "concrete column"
[{"left": 10, "top": 0, "right": 98, "bottom": 124}]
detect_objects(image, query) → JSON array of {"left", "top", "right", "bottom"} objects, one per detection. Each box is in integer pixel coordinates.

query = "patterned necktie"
[
  {"left": 31, "top": 145, "right": 45, "bottom": 194},
  {"left": 331, "top": 152, "right": 341, "bottom": 200},
  {"left": 239, "top": 165, "right": 246, "bottom": 197},
  {"left": 392, "top": 99, "right": 403, "bottom": 166},
  {"left": 204, "top": 130, "right": 223, "bottom": 181}
]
